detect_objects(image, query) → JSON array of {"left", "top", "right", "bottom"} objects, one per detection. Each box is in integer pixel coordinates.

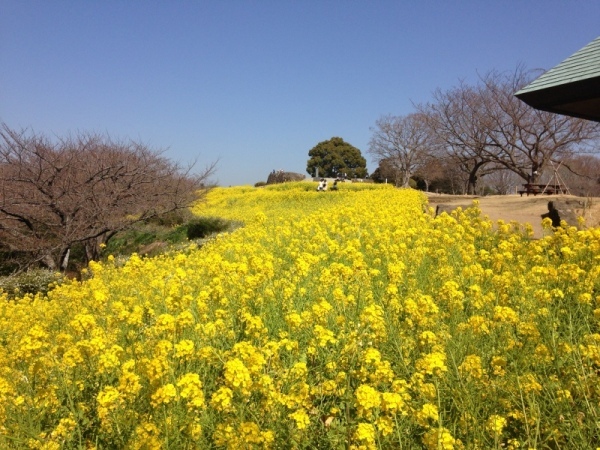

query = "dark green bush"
[{"left": 186, "top": 217, "right": 232, "bottom": 240}]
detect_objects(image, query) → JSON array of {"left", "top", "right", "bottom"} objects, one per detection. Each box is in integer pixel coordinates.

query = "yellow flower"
[
  {"left": 288, "top": 408, "right": 310, "bottom": 430},
  {"left": 417, "top": 403, "right": 439, "bottom": 427},
  {"left": 118, "top": 361, "right": 142, "bottom": 398},
  {"left": 381, "top": 391, "right": 406, "bottom": 414},
  {"left": 210, "top": 386, "right": 234, "bottom": 412},
  {"left": 416, "top": 351, "right": 448, "bottom": 376},
  {"left": 98, "top": 345, "right": 123, "bottom": 374},
  {"left": 458, "top": 354, "right": 485, "bottom": 380},
  {"left": 285, "top": 312, "right": 303, "bottom": 330},
  {"left": 96, "top": 386, "right": 121, "bottom": 425},
  {"left": 354, "top": 422, "right": 376, "bottom": 445},
  {"left": 491, "top": 356, "right": 507, "bottom": 377},
  {"left": 69, "top": 314, "right": 97, "bottom": 333},
  {"left": 174, "top": 339, "right": 195, "bottom": 359},
  {"left": 486, "top": 414, "right": 507, "bottom": 436},
  {"left": 422, "top": 427, "right": 456, "bottom": 450},
  {"left": 177, "top": 372, "right": 205, "bottom": 410},
  {"left": 519, "top": 373, "right": 542, "bottom": 394},
  {"left": 376, "top": 416, "right": 394, "bottom": 436},
  {"left": 239, "top": 421, "right": 264, "bottom": 444},
  {"left": 49, "top": 416, "right": 77, "bottom": 440},
  {"left": 224, "top": 358, "right": 252, "bottom": 395},
  {"left": 151, "top": 383, "right": 177, "bottom": 407},
  {"left": 313, "top": 325, "right": 337, "bottom": 347},
  {"left": 133, "top": 422, "right": 161, "bottom": 450},
  {"left": 355, "top": 384, "right": 381, "bottom": 416},
  {"left": 493, "top": 306, "right": 520, "bottom": 325}
]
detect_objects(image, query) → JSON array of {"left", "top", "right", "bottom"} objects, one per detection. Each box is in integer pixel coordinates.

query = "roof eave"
[{"left": 515, "top": 77, "right": 600, "bottom": 122}]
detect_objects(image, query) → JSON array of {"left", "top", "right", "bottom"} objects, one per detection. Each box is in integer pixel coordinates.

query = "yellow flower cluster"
[{"left": 1, "top": 182, "right": 599, "bottom": 448}]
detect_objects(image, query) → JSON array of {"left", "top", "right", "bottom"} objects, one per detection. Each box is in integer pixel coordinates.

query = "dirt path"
[{"left": 425, "top": 193, "right": 600, "bottom": 238}]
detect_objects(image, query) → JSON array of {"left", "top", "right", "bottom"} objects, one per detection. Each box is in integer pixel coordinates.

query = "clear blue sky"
[{"left": 1, "top": 1, "right": 598, "bottom": 186}]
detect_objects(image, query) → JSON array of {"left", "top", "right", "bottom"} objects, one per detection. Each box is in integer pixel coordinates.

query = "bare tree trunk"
[
  {"left": 401, "top": 171, "right": 411, "bottom": 188},
  {"left": 85, "top": 240, "right": 100, "bottom": 264},
  {"left": 60, "top": 248, "right": 70, "bottom": 271},
  {"left": 467, "top": 173, "right": 477, "bottom": 195},
  {"left": 42, "top": 254, "right": 57, "bottom": 271}
]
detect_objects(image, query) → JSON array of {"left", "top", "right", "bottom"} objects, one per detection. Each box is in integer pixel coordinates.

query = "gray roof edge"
[{"left": 516, "top": 36, "right": 600, "bottom": 96}]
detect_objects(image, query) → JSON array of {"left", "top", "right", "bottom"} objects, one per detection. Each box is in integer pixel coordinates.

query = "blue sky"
[{"left": 1, "top": 1, "right": 598, "bottom": 186}]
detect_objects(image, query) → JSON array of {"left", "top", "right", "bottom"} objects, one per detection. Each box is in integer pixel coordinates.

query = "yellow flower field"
[{"left": 1, "top": 182, "right": 599, "bottom": 449}]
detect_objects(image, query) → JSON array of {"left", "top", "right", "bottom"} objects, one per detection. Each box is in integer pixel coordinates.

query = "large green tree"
[{"left": 306, "top": 137, "right": 367, "bottom": 178}]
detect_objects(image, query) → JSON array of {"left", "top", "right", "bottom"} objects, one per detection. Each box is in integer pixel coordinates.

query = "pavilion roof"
[{"left": 515, "top": 36, "right": 600, "bottom": 122}]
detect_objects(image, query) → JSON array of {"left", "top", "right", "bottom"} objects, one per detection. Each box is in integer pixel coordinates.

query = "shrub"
[
  {"left": 186, "top": 216, "right": 234, "bottom": 240},
  {"left": 0, "top": 269, "right": 64, "bottom": 299},
  {"left": 146, "top": 209, "right": 194, "bottom": 227}
]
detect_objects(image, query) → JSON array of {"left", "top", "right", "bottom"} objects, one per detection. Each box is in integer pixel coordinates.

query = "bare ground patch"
[{"left": 425, "top": 193, "right": 600, "bottom": 238}]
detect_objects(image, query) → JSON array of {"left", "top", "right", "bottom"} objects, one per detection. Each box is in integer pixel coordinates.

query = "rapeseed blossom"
[{"left": 0, "top": 182, "right": 599, "bottom": 448}]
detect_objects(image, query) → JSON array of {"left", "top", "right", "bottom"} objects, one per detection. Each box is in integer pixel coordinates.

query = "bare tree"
[
  {"left": 481, "top": 67, "right": 600, "bottom": 184},
  {"left": 419, "top": 67, "right": 600, "bottom": 194},
  {"left": 412, "top": 148, "right": 448, "bottom": 192},
  {"left": 0, "top": 124, "right": 216, "bottom": 272},
  {"left": 485, "top": 166, "right": 521, "bottom": 195},
  {"left": 556, "top": 155, "right": 600, "bottom": 197},
  {"left": 419, "top": 82, "right": 498, "bottom": 194},
  {"left": 370, "top": 158, "right": 398, "bottom": 184},
  {"left": 368, "top": 113, "right": 434, "bottom": 187},
  {"left": 441, "top": 162, "right": 470, "bottom": 195}
]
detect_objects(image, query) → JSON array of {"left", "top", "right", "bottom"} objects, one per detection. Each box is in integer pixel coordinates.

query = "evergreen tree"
[{"left": 306, "top": 137, "right": 367, "bottom": 178}]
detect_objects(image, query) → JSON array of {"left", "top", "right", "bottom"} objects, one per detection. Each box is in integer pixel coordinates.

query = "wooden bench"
[
  {"left": 519, "top": 184, "right": 565, "bottom": 196},
  {"left": 519, "top": 185, "right": 541, "bottom": 196}
]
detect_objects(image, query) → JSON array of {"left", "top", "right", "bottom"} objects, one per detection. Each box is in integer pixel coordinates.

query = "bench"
[
  {"left": 519, "top": 187, "right": 541, "bottom": 196},
  {"left": 519, "top": 184, "right": 565, "bottom": 196}
]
